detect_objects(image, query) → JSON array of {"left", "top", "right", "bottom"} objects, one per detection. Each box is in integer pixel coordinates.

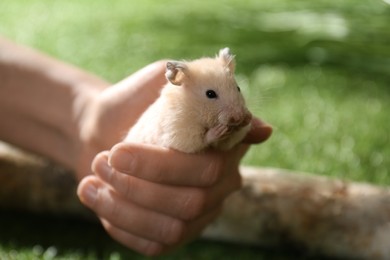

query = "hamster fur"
[{"left": 125, "top": 48, "right": 252, "bottom": 153}]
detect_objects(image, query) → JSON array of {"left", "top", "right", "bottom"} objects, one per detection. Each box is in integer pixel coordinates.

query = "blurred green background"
[{"left": 0, "top": 0, "right": 389, "bottom": 259}]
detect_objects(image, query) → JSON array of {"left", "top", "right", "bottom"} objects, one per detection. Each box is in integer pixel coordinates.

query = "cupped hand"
[
  {"left": 77, "top": 119, "right": 272, "bottom": 256},
  {"left": 76, "top": 61, "right": 167, "bottom": 179}
]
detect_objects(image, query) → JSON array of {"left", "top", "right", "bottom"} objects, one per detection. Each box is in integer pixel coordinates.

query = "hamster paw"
[{"left": 205, "top": 124, "right": 230, "bottom": 144}]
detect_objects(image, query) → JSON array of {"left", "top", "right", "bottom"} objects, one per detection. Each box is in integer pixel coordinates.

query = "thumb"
[
  {"left": 242, "top": 117, "right": 273, "bottom": 144},
  {"left": 84, "top": 61, "right": 167, "bottom": 147},
  {"left": 100, "top": 60, "right": 167, "bottom": 129}
]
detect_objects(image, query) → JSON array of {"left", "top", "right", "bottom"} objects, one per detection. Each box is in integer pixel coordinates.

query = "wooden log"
[
  {"left": 0, "top": 141, "right": 389, "bottom": 259},
  {"left": 0, "top": 142, "right": 91, "bottom": 218},
  {"left": 203, "top": 166, "right": 390, "bottom": 259}
]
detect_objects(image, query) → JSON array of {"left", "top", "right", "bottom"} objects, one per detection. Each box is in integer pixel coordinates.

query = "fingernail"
[
  {"left": 81, "top": 182, "right": 97, "bottom": 206},
  {"left": 109, "top": 147, "right": 135, "bottom": 173}
]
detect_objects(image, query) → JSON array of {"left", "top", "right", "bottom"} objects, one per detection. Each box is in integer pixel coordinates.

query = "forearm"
[{"left": 0, "top": 37, "right": 110, "bottom": 169}]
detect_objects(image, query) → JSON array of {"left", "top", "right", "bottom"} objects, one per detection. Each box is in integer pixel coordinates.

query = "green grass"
[
  {"left": 0, "top": 0, "right": 389, "bottom": 259},
  {"left": 1, "top": 211, "right": 314, "bottom": 260}
]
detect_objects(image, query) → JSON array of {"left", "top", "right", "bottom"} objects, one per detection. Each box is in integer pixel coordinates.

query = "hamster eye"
[
  {"left": 206, "top": 90, "right": 218, "bottom": 99},
  {"left": 237, "top": 86, "right": 241, "bottom": 92}
]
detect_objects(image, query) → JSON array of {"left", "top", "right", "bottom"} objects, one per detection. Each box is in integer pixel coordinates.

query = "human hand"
[
  {"left": 77, "top": 119, "right": 272, "bottom": 256},
  {"left": 75, "top": 61, "right": 167, "bottom": 179}
]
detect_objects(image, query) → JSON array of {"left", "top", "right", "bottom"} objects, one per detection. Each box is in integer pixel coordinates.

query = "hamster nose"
[
  {"left": 229, "top": 111, "right": 252, "bottom": 126},
  {"left": 229, "top": 116, "right": 240, "bottom": 125}
]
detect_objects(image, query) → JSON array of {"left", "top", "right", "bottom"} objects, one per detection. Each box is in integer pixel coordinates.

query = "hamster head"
[{"left": 165, "top": 48, "right": 252, "bottom": 132}]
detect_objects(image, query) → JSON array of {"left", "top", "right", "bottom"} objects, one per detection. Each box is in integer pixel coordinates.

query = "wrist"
[{"left": 0, "top": 37, "right": 111, "bottom": 174}]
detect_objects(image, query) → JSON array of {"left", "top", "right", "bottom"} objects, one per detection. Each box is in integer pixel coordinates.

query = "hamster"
[{"left": 125, "top": 48, "right": 252, "bottom": 153}]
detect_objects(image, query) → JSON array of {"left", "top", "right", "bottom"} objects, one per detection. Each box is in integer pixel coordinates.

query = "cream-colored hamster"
[{"left": 125, "top": 48, "right": 252, "bottom": 153}]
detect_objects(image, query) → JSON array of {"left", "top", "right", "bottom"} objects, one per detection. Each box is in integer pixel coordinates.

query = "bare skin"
[{"left": 0, "top": 37, "right": 272, "bottom": 256}]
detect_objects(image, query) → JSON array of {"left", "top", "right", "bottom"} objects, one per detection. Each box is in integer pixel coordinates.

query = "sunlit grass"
[{"left": 245, "top": 65, "right": 390, "bottom": 184}]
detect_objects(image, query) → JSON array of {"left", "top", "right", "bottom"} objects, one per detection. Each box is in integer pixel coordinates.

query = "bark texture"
[{"left": 203, "top": 166, "right": 390, "bottom": 259}]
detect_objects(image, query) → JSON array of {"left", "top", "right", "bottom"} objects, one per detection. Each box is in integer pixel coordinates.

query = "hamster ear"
[
  {"left": 218, "top": 47, "right": 235, "bottom": 73},
  {"left": 165, "top": 61, "right": 187, "bottom": 86}
]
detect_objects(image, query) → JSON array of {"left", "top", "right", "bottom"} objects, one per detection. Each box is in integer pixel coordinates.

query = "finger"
[
  {"left": 181, "top": 205, "right": 222, "bottom": 244},
  {"left": 161, "top": 206, "right": 223, "bottom": 254},
  {"left": 108, "top": 143, "right": 226, "bottom": 187},
  {"left": 229, "top": 144, "right": 250, "bottom": 164},
  {"left": 94, "top": 153, "right": 241, "bottom": 221},
  {"left": 242, "top": 117, "right": 273, "bottom": 144},
  {"left": 102, "top": 206, "right": 222, "bottom": 256},
  {"left": 77, "top": 176, "right": 186, "bottom": 245},
  {"left": 100, "top": 219, "right": 164, "bottom": 256}
]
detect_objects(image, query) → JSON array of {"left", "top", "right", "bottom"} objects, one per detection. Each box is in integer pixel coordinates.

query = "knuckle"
[
  {"left": 161, "top": 219, "right": 186, "bottom": 245},
  {"left": 153, "top": 59, "right": 170, "bottom": 71},
  {"left": 124, "top": 149, "right": 138, "bottom": 174},
  {"left": 180, "top": 189, "right": 208, "bottom": 220},
  {"left": 201, "top": 156, "right": 224, "bottom": 186},
  {"left": 152, "top": 165, "right": 166, "bottom": 183},
  {"left": 107, "top": 198, "right": 121, "bottom": 218},
  {"left": 122, "top": 175, "right": 137, "bottom": 200}
]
